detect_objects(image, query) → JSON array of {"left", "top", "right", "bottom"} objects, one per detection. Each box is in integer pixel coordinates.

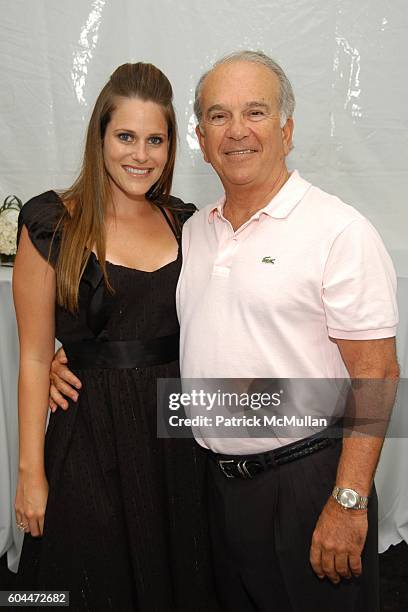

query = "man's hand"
[
  {"left": 49, "top": 347, "right": 82, "bottom": 411},
  {"left": 310, "top": 496, "right": 368, "bottom": 583}
]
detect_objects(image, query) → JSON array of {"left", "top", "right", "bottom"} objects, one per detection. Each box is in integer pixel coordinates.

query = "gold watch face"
[{"left": 339, "top": 489, "right": 358, "bottom": 508}]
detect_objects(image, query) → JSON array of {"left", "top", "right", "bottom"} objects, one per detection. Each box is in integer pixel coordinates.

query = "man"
[
  {"left": 51, "top": 51, "right": 398, "bottom": 611},
  {"left": 175, "top": 51, "right": 399, "bottom": 611}
]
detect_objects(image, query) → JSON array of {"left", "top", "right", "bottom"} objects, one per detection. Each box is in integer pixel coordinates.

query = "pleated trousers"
[{"left": 206, "top": 440, "right": 379, "bottom": 612}]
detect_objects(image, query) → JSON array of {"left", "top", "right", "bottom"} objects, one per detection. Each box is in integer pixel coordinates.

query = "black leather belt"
[
  {"left": 207, "top": 433, "right": 340, "bottom": 479},
  {"left": 64, "top": 333, "right": 179, "bottom": 369}
]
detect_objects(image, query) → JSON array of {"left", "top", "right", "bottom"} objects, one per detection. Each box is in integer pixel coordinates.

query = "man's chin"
[{"left": 221, "top": 170, "right": 259, "bottom": 187}]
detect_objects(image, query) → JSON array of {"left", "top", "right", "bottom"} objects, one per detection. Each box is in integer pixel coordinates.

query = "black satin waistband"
[{"left": 64, "top": 333, "right": 179, "bottom": 369}]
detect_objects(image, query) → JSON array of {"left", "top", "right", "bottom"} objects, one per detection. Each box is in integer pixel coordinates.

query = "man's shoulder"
[
  {"left": 304, "top": 179, "right": 366, "bottom": 228},
  {"left": 183, "top": 200, "right": 220, "bottom": 229}
]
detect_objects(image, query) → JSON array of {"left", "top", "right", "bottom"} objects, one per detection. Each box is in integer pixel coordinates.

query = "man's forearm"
[
  {"left": 332, "top": 337, "right": 399, "bottom": 497},
  {"left": 335, "top": 375, "right": 399, "bottom": 496}
]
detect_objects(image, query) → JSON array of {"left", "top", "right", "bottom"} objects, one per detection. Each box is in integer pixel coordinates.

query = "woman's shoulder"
[
  {"left": 19, "top": 190, "right": 66, "bottom": 228},
  {"left": 18, "top": 190, "right": 67, "bottom": 263},
  {"left": 166, "top": 195, "right": 197, "bottom": 226}
]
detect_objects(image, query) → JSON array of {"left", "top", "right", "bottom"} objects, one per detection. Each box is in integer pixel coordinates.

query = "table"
[
  {"left": 0, "top": 266, "right": 23, "bottom": 571},
  {"left": 375, "top": 273, "right": 408, "bottom": 552},
  {"left": 0, "top": 265, "right": 407, "bottom": 570}
]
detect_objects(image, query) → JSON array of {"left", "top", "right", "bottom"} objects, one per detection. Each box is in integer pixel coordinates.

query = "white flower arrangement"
[
  {"left": 0, "top": 195, "right": 23, "bottom": 257},
  {"left": 0, "top": 214, "right": 18, "bottom": 255}
]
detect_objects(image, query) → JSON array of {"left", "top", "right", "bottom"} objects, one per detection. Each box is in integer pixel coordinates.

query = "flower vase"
[
  {"left": 0, "top": 195, "right": 23, "bottom": 266},
  {"left": 0, "top": 253, "right": 16, "bottom": 266}
]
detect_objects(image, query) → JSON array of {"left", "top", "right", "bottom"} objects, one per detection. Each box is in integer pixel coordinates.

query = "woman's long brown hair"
[{"left": 55, "top": 62, "right": 178, "bottom": 312}]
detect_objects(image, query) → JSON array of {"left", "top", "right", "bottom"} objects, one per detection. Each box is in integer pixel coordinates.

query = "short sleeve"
[
  {"left": 17, "top": 191, "right": 66, "bottom": 267},
  {"left": 175, "top": 202, "right": 197, "bottom": 227},
  {"left": 166, "top": 195, "right": 197, "bottom": 239},
  {"left": 322, "top": 218, "right": 398, "bottom": 339}
]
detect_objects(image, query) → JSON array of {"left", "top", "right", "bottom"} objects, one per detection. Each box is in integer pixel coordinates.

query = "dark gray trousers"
[{"left": 207, "top": 440, "right": 379, "bottom": 612}]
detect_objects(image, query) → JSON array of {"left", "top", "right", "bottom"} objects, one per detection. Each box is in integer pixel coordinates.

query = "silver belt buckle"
[
  {"left": 218, "top": 459, "right": 236, "bottom": 478},
  {"left": 238, "top": 459, "right": 253, "bottom": 478},
  {"left": 237, "top": 460, "right": 253, "bottom": 479}
]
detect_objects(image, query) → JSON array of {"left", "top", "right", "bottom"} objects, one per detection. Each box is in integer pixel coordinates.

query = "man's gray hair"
[{"left": 194, "top": 50, "right": 295, "bottom": 128}]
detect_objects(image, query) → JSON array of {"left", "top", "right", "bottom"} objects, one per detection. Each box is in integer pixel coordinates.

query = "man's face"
[{"left": 196, "top": 61, "right": 293, "bottom": 191}]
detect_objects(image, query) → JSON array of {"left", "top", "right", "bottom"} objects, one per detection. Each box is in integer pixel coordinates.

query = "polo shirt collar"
[{"left": 208, "top": 170, "right": 311, "bottom": 223}]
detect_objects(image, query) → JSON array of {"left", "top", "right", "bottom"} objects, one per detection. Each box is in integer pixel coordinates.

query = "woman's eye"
[
  {"left": 118, "top": 133, "right": 133, "bottom": 143},
  {"left": 148, "top": 136, "right": 163, "bottom": 145}
]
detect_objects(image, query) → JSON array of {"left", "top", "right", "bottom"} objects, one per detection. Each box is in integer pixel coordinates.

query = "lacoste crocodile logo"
[{"left": 261, "top": 256, "right": 276, "bottom": 264}]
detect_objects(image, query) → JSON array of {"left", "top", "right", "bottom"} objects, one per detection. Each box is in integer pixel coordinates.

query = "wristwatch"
[{"left": 332, "top": 486, "right": 369, "bottom": 510}]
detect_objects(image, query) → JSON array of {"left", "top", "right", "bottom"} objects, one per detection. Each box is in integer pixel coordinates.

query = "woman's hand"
[
  {"left": 15, "top": 471, "right": 49, "bottom": 537},
  {"left": 49, "top": 347, "right": 82, "bottom": 412}
]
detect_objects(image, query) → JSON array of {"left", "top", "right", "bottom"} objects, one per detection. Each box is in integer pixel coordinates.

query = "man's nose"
[{"left": 226, "top": 114, "right": 250, "bottom": 140}]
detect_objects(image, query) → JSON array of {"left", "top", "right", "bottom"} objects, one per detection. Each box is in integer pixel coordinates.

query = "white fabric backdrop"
[
  {"left": 0, "top": 0, "right": 407, "bottom": 561},
  {"left": 0, "top": 0, "right": 407, "bottom": 263}
]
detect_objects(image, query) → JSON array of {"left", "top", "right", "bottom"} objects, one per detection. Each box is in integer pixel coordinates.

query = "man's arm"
[
  {"left": 49, "top": 348, "right": 82, "bottom": 411},
  {"left": 309, "top": 337, "right": 399, "bottom": 583}
]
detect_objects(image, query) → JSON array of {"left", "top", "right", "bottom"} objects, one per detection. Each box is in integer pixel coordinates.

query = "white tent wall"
[
  {"left": 0, "top": 0, "right": 407, "bottom": 552},
  {"left": 1, "top": 1, "right": 407, "bottom": 256}
]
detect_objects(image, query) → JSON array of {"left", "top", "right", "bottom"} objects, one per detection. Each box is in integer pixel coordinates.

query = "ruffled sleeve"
[
  {"left": 17, "top": 191, "right": 66, "bottom": 267},
  {"left": 166, "top": 195, "right": 197, "bottom": 240}
]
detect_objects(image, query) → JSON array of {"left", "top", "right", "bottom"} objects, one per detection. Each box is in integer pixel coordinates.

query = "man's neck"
[{"left": 223, "top": 165, "right": 290, "bottom": 231}]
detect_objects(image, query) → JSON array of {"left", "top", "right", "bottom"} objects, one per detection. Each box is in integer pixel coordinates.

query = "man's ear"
[
  {"left": 195, "top": 124, "right": 210, "bottom": 163},
  {"left": 282, "top": 117, "right": 294, "bottom": 155}
]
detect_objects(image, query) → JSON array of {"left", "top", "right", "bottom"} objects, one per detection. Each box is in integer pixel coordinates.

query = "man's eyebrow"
[
  {"left": 206, "top": 101, "right": 271, "bottom": 114},
  {"left": 243, "top": 101, "right": 271, "bottom": 110},
  {"left": 206, "top": 104, "right": 228, "bottom": 114}
]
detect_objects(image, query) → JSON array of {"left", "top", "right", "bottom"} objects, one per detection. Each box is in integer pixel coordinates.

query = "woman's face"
[{"left": 103, "top": 97, "right": 169, "bottom": 202}]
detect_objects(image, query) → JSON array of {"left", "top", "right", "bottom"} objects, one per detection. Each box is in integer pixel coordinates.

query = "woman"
[{"left": 14, "top": 62, "right": 216, "bottom": 611}]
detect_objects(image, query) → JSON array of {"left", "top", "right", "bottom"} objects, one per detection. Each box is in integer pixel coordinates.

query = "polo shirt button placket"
[{"left": 212, "top": 228, "right": 239, "bottom": 277}]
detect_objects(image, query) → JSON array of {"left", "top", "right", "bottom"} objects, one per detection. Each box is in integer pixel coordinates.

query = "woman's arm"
[{"left": 13, "top": 226, "right": 56, "bottom": 536}]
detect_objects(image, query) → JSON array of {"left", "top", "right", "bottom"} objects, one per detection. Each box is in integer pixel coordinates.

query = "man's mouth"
[
  {"left": 224, "top": 149, "right": 257, "bottom": 156},
  {"left": 123, "top": 166, "right": 152, "bottom": 175}
]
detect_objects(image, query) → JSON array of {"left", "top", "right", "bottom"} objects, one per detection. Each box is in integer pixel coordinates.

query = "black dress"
[{"left": 17, "top": 192, "right": 218, "bottom": 612}]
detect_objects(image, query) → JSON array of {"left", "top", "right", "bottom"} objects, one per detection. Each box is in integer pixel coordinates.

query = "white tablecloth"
[
  {"left": 375, "top": 273, "right": 408, "bottom": 552},
  {"left": 0, "top": 265, "right": 407, "bottom": 571},
  {"left": 0, "top": 266, "right": 23, "bottom": 571}
]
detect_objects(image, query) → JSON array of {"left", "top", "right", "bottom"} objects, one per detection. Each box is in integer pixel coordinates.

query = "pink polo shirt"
[{"left": 176, "top": 171, "right": 398, "bottom": 453}]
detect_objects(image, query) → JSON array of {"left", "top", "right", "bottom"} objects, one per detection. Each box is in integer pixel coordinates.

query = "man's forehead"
[{"left": 201, "top": 61, "right": 279, "bottom": 108}]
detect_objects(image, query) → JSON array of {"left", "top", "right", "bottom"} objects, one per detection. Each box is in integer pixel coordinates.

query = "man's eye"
[
  {"left": 248, "top": 110, "right": 265, "bottom": 120},
  {"left": 118, "top": 133, "right": 133, "bottom": 142},
  {"left": 209, "top": 114, "right": 228, "bottom": 125},
  {"left": 148, "top": 136, "right": 164, "bottom": 145}
]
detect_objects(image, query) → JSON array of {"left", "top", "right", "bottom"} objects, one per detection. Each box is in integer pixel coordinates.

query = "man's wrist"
[{"left": 331, "top": 485, "right": 369, "bottom": 510}]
